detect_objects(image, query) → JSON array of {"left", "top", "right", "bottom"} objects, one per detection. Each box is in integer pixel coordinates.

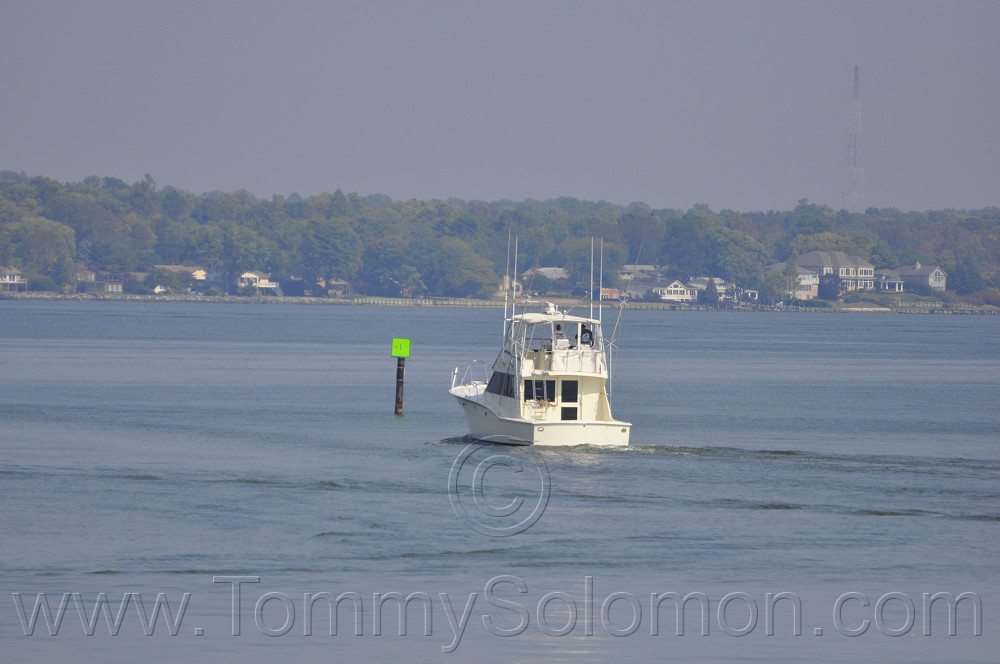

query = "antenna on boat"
[
  {"left": 516, "top": 210, "right": 551, "bottom": 318},
  {"left": 608, "top": 213, "right": 653, "bottom": 401},
  {"left": 599, "top": 238, "right": 604, "bottom": 324},
  {"left": 513, "top": 234, "right": 519, "bottom": 314},
  {"left": 503, "top": 229, "right": 511, "bottom": 337},
  {"left": 589, "top": 237, "right": 594, "bottom": 320}
]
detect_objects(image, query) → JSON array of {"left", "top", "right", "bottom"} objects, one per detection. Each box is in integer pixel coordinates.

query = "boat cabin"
[
  {"left": 509, "top": 314, "right": 608, "bottom": 375},
  {"left": 450, "top": 304, "right": 631, "bottom": 446},
  {"left": 483, "top": 312, "right": 612, "bottom": 423}
]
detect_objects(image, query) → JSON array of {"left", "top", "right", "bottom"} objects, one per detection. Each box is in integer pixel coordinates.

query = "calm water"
[{"left": 1, "top": 301, "right": 997, "bottom": 662}]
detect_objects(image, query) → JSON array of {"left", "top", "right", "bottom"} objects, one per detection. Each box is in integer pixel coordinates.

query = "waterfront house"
[
  {"left": 794, "top": 251, "right": 875, "bottom": 292},
  {"left": 874, "top": 270, "right": 905, "bottom": 292},
  {"left": 687, "top": 276, "right": 729, "bottom": 301},
  {"left": 324, "top": 278, "right": 349, "bottom": 297},
  {"left": 238, "top": 271, "right": 279, "bottom": 294},
  {"left": 619, "top": 264, "right": 664, "bottom": 282},
  {"left": 768, "top": 263, "right": 819, "bottom": 300},
  {"left": 894, "top": 263, "right": 947, "bottom": 292},
  {"left": 522, "top": 267, "right": 570, "bottom": 284},
  {"left": 77, "top": 270, "right": 123, "bottom": 293},
  {"left": 650, "top": 280, "right": 698, "bottom": 302},
  {"left": 495, "top": 274, "right": 523, "bottom": 299},
  {"left": 0, "top": 266, "right": 27, "bottom": 292},
  {"left": 154, "top": 265, "right": 207, "bottom": 281}
]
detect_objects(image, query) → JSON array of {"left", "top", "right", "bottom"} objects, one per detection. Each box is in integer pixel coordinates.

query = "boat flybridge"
[{"left": 450, "top": 301, "right": 631, "bottom": 446}]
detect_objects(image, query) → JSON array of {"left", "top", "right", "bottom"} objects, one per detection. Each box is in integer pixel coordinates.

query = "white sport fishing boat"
[{"left": 450, "top": 301, "right": 631, "bottom": 447}]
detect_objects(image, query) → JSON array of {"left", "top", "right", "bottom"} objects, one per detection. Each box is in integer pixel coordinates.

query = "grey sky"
[{"left": 2, "top": 0, "right": 998, "bottom": 211}]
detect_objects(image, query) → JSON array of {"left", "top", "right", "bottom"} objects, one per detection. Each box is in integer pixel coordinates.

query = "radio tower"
[{"left": 843, "top": 65, "right": 865, "bottom": 212}]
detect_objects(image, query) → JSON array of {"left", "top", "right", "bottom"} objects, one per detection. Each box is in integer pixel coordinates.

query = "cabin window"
[
  {"left": 524, "top": 379, "right": 556, "bottom": 402},
  {"left": 561, "top": 380, "right": 578, "bottom": 403},
  {"left": 561, "top": 407, "right": 578, "bottom": 421},
  {"left": 486, "top": 372, "right": 518, "bottom": 399}
]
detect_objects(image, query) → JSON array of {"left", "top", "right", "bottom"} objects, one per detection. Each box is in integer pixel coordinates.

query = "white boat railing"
[
  {"left": 549, "top": 348, "right": 605, "bottom": 374},
  {"left": 521, "top": 347, "right": 605, "bottom": 375},
  {"left": 451, "top": 360, "right": 490, "bottom": 389}
]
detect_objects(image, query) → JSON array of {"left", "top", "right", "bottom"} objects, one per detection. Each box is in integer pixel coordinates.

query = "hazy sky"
[{"left": 2, "top": 0, "right": 998, "bottom": 211}]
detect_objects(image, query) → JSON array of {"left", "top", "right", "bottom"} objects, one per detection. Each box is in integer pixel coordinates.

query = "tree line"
[{"left": 1, "top": 171, "right": 997, "bottom": 302}]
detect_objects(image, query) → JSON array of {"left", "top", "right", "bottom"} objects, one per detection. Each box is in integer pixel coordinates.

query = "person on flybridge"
[{"left": 554, "top": 324, "right": 569, "bottom": 349}]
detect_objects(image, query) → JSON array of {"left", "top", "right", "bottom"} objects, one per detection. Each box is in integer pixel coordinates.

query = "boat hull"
[{"left": 452, "top": 392, "right": 630, "bottom": 447}]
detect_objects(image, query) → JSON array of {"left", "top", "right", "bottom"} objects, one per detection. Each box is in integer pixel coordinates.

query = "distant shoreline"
[
  {"left": 0, "top": 292, "right": 504, "bottom": 308},
  {"left": 3, "top": 291, "right": 999, "bottom": 315}
]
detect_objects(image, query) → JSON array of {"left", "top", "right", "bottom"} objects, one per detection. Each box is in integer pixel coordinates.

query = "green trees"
[
  {"left": 1, "top": 171, "right": 999, "bottom": 300},
  {"left": 656, "top": 209, "right": 771, "bottom": 292},
  {"left": 142, "top": 267, "right": 190, "bottom": 294},
  {"left": 219, "top": 224, "right": 271, "bottom": 289},
  {"left": 702, "top": 277, "right": 720, "bottom": 304},
  {"left": 661, "top": 209, "right": 716, "bottom": 278},
  {"left": 617, "top": 212, "right": 664, "bottom": 263},
  {"left": 182, "top": 222, "right": 270, "bottom": 290},
  {"left": 414, "top": 237, "right": 496, "bottom": 298},
  {"left": 360, "top": 235, "right": 424, "bottom": 297},
  {"left": 557, "top": 237, "right": 626, "bottom": 293},
  {"left": 757, "top": 270, "right": 788, "bottom": 305},
  {"left": 0, "top": 215, "right": 76, "bottom": 288},
  {"left": 950, "top": 255, "right": 987, "bottom": 294},
  {"left": 303, "top": 217, "right": 361, "bottom": 283},
  {"left": 818, "top": 273, "right": 845, "bottom": 300},
  {"left": 714, "top": 233, "right": 770, "bottom": 288},
  {"left": 782, "top": 261, "right": 799, "bottom": 301}
]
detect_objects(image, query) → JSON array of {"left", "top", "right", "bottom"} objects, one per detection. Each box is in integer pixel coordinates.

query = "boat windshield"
[{"left": 512, "top": 319, "right": 600, "bottom": 351}]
